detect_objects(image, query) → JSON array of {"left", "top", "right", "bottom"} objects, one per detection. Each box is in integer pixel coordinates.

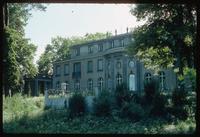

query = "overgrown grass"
[{"left": 3, "top": 93, "right": 196, "bottom": 134}]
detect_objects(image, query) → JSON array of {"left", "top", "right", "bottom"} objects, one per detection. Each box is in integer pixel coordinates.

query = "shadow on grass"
[{"left": 3, "top": 107, "right": 196, "bottom": 134}]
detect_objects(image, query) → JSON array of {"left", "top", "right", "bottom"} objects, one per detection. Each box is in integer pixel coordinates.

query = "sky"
[{"left": 24, "top": 4, "right": 145, "bottom": 65}]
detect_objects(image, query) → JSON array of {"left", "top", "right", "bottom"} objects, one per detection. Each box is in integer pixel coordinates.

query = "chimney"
[
  {"left": 126, "top": 27, "right": 129, "bottom": 33},
  {"left": 115, "top": 29, "right": 117, "bottom": 35}
]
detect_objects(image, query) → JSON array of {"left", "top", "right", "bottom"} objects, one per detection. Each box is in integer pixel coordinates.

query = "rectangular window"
[
  {"left": 97, "top": 59, "right": 103, "bottom": 71},
  {"left": 74, "top": 47, "right": 80, "bottom": 56},
  {"left": 88, "top": 45, "right": 93, "bottom": 53},
  {"left": 74, "top": 62, "right": 81, "bottom": 72},
  {"left": 87, "top": 61, "right": 93, "bottom": 73},
  {"left": 98, "top": 43, "right": 103, "bottom": 52},
  {"left": 111, "top": 40, "right": 114, "bottom": 48},
  {"left": 121, "top": 39, "right": 124, "bottom": 47},
  {"left": 55, "top": 65, "right": 60, "bottom": 76},
  {"left": 64, "top": 64, "right": 69, "bottom": 75}
]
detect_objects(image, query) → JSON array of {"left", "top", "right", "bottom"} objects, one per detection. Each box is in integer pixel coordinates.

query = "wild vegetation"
[{"left": 3, "top": 85, "right": 196, "bottom": 134}]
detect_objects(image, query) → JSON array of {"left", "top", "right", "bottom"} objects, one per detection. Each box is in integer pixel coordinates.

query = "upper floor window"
[
  {"left": 98, "top": 43, "right": 103, "bottom": 52},
  {"left": 87, "top": 79, "right": 93, "bottom": 91},
  {"left": 73, "top": 62, "right": 81, "bottom": 72},
  {"left": 121, "top": 39, "right": 124, "bottom": 47},
  {"left": 55, "top": 65, "right": 60, "bottom": 76},
  {"left": 97, "top": 59, "right": 103, "bottom": 71},
  {"left": 88, "top": 45, "right": 93, "bottom": 54},
  {"left": 108, "top": 61, "right": 111, "bottom": 70},
  {"left": 64, "top": 64, "right": 69, "bottom": 75},
  {"left": 111, "top": 40, "right": 114, "bottom": 48},
  {"left": 145, "top": 73, "right": 151, "bottom": 83},
  {"left": 159, "top": 71, "right": 166, "bottom": 91},
  {"left": 87, "top": 61, "right": 93, "bottom": 73},
  {"left": 116, "top": 60, "right": 121, "bottom": 69},
  {"left": 74, "top": 47, "right": 80, "bottom": 56}
]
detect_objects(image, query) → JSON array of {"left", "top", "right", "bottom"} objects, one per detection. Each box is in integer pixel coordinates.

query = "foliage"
[
  {"left": 8, "top": 3, "right": 46, "bottom": 34},
  {"left": 3, "top": 90, "right": 196, "bottom": 134},
  {"left": 150, "top": 92, "right": 168, "bottom": 116},
  {"left": 3, "top": 3, "right": 47, "bottom": 96},
  {"left": 128, "top": 4, "right": 196, "bottom": 75},
  {"left": 143, "top": 79, "right": 158, "bottom": 104},
  {"left": 93, "top": 90, "right": 112, "bottom": 117},
  {"left": 171, "top": 88, "right": 188, "bottom": 120},
  {"left": 114, "top": 83, "right": 132, "bottom": 108},
  {"left": 3, "top": 93, "right": 44, "bottom": 123},
  {"left": 37, "top": 32, "right": 112, "bottom": 75},
  {"left": 178, "top": 67, "right": 196, "bottom": 91},
  {"left": 68, "top": 93, "right": 86, "bottom": 117},
  {"left": 120, "top": 101, "right": 145, "bottom": 122},
  {"left": 3, "top": 95, "right": 196, "bottom": 133}
]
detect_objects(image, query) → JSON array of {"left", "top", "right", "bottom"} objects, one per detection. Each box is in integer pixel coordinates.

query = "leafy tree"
[
  {"left": 128, "top": 4, "right": 196, "bottom": 76},
  {"left": 37, "top": 32, "right": 112, "bottom": 75},
  {"left": 3, "top": 3, "right": 46, "bottom": 96}
]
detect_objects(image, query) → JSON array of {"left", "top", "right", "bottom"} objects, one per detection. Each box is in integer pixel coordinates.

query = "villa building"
[{"left": 52, "top": 32, "right": 177, "bottom": 92}]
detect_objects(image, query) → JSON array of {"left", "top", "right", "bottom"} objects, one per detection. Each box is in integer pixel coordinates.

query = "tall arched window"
[
  {"left": 129, "top": 73, "right": 135, "bottom": 91},
  {"left": 159, "top": 71, "right": 165, "bottom": 91},
  {"left": 98, "top": 77, "right": 103, "bottom": 91},
  {"left": 145, "top": 73, "right": 151, "bottom": 83},
  {"left": 116, "top": 73, "right": 123, "bottom": 85},
  {"left": 87, "top": 79, "right": 93, "bottom": 91}
]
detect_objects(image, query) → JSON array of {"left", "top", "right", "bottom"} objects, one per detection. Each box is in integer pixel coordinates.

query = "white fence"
[{"left": 44, "top": 87, "right": 99, "bottom": 112}]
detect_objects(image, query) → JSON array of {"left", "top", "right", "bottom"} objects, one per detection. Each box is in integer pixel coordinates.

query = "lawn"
[{"left": 3, "top": 94, "right": 196, "bottom": 134}]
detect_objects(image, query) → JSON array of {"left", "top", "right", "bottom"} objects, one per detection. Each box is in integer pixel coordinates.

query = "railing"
[
  {"left": 72, "top": 72, "right": 81, "bottom": 79},
  {"left": 44, "top": 87, "right": 99, "bottom": 110}
]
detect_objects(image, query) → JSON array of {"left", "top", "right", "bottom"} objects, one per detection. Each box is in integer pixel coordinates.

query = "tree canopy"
[
  {"left": 128, "top": 4, "right": 196, "bottom": 75},
  {"left": 3, "top": 3, "right": 47, "bottom": 96}
]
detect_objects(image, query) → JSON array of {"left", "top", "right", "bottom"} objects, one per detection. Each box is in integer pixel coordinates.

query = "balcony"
[{"left": 72, "top": 72, "right": 81, "bottom": 79}]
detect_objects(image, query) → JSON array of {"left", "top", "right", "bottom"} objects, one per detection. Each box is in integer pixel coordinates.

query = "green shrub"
[
  {"left": 120, "top": 101, "right": 145, "bottom": 121},
  {"left": 150, "top": 92, "right": 168, "bottom": 116},
  {"left": 114, "top": 83, "right": 132, "bottom": 108},
  {"left": 144, "top": 80, "right": 158, "bottom": 104},
  {"left": 172, "top": 88, "right": 188, "bottom": 107},
  {"left": 171, "top": 88, "right": 188, "bottom": 120},
  {"left": 93, "top": 90, "right": 112, "bottom": 117},
  {"left": 68, "top": 93, "right": 86, "bottom": 117}
]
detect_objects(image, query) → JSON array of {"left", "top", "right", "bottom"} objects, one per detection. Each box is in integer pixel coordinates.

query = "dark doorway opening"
[{"left": 39, "top": 81, "right": 45, "bottom": 95}]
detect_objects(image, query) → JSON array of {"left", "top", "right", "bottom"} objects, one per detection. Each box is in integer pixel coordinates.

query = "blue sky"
[{"left": 24, "top": 4, "right": 145, "bottom": 64}]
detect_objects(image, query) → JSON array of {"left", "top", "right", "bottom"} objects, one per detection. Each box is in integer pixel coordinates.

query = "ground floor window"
[
  {"left": 145, "top": 73, "right": 151, "bottom": 83},
  {"left": 129, "top": 74, "right": 135, "bottom": 91},
  {"left": 74, "top": 80, "right": 80, "bottom": 91},
  {"left": 116, "top": 73, "right": 123, "bottom": 85},
  {"left": 65, "top": 81, "right": 69, "bottom": 91},
  {"left": 88, "top": 79, "right": 93, "bottom": 91},
  {"left": 56, "top": 81, "right": 60, "bottom": 89},
  {"left": 159, "top": 71, "right": 166, "bottom": 91},
  {"left": 98, "top": 77, "right": 103, "bottom": 91}
]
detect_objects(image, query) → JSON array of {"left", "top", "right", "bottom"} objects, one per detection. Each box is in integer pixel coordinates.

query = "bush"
[
  {"left": 93, "top": 90, "right": 112, "bottom": 117},
  {"left": 150, "top": 92, "right": 168, "bottom": 116},
  {"left": 144, "top": 80, "right": 159, "bottom": 104},
  {"left": 114, "top": 83, "right": 132, "bottom": 108},
  {"left": 171, "top": 88, "right": 189, "bottom": 120},
  {"left": 68, "top": 93, "right": 86, "bottom": 117},
  {"left": 120, "top": 101, "right": 145, "bottom": 121}
]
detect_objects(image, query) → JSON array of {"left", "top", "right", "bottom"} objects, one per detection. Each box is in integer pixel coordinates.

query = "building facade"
[{"left": 52, "top": 32, "right": 177, "bottom": 92}]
